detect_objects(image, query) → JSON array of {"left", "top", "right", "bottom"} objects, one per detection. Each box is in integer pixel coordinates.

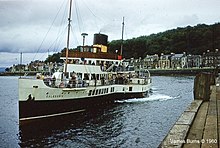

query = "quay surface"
[{"left": 160, "top": 74, "right": 219, "bottom": 148}]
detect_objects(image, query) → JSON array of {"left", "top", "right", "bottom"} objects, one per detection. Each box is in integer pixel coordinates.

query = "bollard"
[{"left": 194, "top": 73, "right": 215, "bottom": 101}]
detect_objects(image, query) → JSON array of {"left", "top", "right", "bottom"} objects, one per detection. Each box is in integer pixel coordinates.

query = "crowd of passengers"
[{"left": 38, "top": 71, "right": 146, "bottom": 88}]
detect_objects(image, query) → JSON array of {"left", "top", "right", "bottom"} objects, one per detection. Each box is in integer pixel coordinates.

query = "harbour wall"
[
  {"left": 149, "top": 68, "right": 215, "bottom": 76},
  {"left": 0, "top": 71, "right": 39, "bottom": 76},
  {"left": 160, "top": 72, "right": 219, "bottom": 148}
]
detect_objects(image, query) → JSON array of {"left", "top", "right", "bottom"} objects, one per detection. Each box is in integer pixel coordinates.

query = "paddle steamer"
[{"left": 18, "top": 0, "right": 152, "bottom": 122}]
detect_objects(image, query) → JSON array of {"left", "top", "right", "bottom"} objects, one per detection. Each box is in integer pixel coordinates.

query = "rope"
[
  {"left": 74, "top": 0, "right": 84, "bottom": 33},
  {"left": 81, "top": 0, "right": 104, "bottom": 31},
  {"left": 32, "top": 1, "right": 66, "bottom": 61},
  {"left": 38, "top": 26, "right": 68, "bottom": 60}
]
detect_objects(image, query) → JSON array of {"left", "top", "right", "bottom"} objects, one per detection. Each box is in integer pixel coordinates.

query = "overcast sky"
[{"left": 0, "top": 0, "right": 220, "bottom": 67}]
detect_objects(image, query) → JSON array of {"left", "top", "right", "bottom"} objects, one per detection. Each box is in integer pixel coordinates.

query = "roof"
[
  {"left": 172, "top": 54, "right": 184, "bottom": 58},
  {"left": 65, "top": 64, "right": 107, "bottom": 74}
]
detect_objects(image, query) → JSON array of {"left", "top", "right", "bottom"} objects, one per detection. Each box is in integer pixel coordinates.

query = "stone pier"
[{"left": 160, "top": 73, "right": 219, "bottom": 148}]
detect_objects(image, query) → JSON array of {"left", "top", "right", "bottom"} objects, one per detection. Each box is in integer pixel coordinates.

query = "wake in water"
[{"left": 116, "top": 93, "right": 181, "bottom": 103}]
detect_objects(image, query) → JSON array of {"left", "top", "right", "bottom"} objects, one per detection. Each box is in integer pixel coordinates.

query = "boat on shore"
[{"left": 18, "top": 0, "right": 152, "bottom": 123}]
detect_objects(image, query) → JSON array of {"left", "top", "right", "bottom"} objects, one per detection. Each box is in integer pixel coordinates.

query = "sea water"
[{"left": 0, "top": 76, "right": 194, "bottom": 147}]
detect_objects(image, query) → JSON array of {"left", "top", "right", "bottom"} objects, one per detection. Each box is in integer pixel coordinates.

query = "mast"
[
  {"left": 20, "top": 52, "right": 22, "bottom": 78},
  {"left": 120, "top": 17, "right": 125, "bottom": 57},
  {"left": 64, "top": 0, "right": 73, "bottom": 74}
]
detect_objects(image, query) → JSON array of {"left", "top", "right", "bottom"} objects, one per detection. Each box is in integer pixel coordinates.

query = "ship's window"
[
  {"left": 101, "top": 89, "right": 104, "bottom": 94},
  {"left": 84, "top": 73, "right": 89, "bottom": 80},
  {"left": 96, "top": 89, "right": 98, "bottom": 95},
  {"left": 96, "top": 74, "right": 100, "bottom": 80},
  {"left": 92, "top": 90, "right": 95, "bottom": 95},
  {"left": 88, "top": 90, "right": 92, "bottom": 96},
  {"left": 99, "top": 89, "right": 101, "bottom": 94},
  {"left": 106, "top": 88, "right": 108, "bottom": 93},
  {"left": 97, "top": 48, "right": 101, "bottom": 53},
  {"left": 88, "top": 60, "right": 92, "bottom": 64},
  {"left": 91, "top": 74, "right": 96, "bottom": 80},
  {"left": 91, "top": 61, "right": 95, "bottom": 65},
  {"left": 84, "top": 47, "right": 90, "bottom": 52},
  {"left": 97, "top": 60, "right": 100, "bottom": 65},
  {"left": 77, "top": 73, "right": 82, "bottom": 79},
  {"left": 129, "top": 87, "right": 132, "bottom": 91}
]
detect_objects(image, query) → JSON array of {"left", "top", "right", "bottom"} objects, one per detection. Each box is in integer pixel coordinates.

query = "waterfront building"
[
  {"left": 158, "top": 54, "right": 171, "bottom": 69},
  {"left": 170, "top": 53, "right": 187, "bottom": 69},
  {"left": 143, "top": 54, "right": 159, "bottom": 69},
  {"left": 187, "top": 54, "right": 202, "bottom": 68},
  {"left": 202, "top": 49, "right": 220, "bottom": 67}
]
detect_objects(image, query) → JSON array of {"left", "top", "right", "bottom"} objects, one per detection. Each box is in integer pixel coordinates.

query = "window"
[
  {"left": 77, "top": 73, "right": 82, "bottom": 79},
  {"left": 88, "top": 90, "right": 92, "bottom": 96},
  {"left": 91, "top": 74, "right": 96, "bottom": 80},
  {"left": 92, "top": 90, "right": 95, "bottom": 95},
  {"left": 96, "top": 74, "right": 100, "bottom": 80},
  {"left": 97, "top": 60, "right": 100, "bottom": 65},
  {"left": 84, "top": 73, "right": 89, "bottom": 80},
  {"left": 129, "top": 87, "right": 132, "bottom": 91},
  {"left": 111, "top": 87, "right": 115, "bottom": 92}
]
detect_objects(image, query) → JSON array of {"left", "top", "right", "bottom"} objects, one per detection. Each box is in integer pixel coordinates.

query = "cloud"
[
  {"left": 0, "top": 0, "right": 219, "bottom": 67},
  {"left": 0, "top": 52, "right": 49, "bottom": 67},
  {"left": 174, "top": 14, "right": 199, "bottom": 27}
]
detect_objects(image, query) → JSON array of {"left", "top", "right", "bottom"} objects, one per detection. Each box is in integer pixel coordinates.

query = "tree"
[{"left": 48, "top": 23, "right": 220, "bottom": 60}]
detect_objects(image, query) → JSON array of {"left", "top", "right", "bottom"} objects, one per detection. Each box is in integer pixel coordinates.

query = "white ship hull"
[
  {"left": 19, "top": 77, "right": 151, "bottom": 121},
  {"left": 17, "top": 1, "right": 152, "bottom": 124}
]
